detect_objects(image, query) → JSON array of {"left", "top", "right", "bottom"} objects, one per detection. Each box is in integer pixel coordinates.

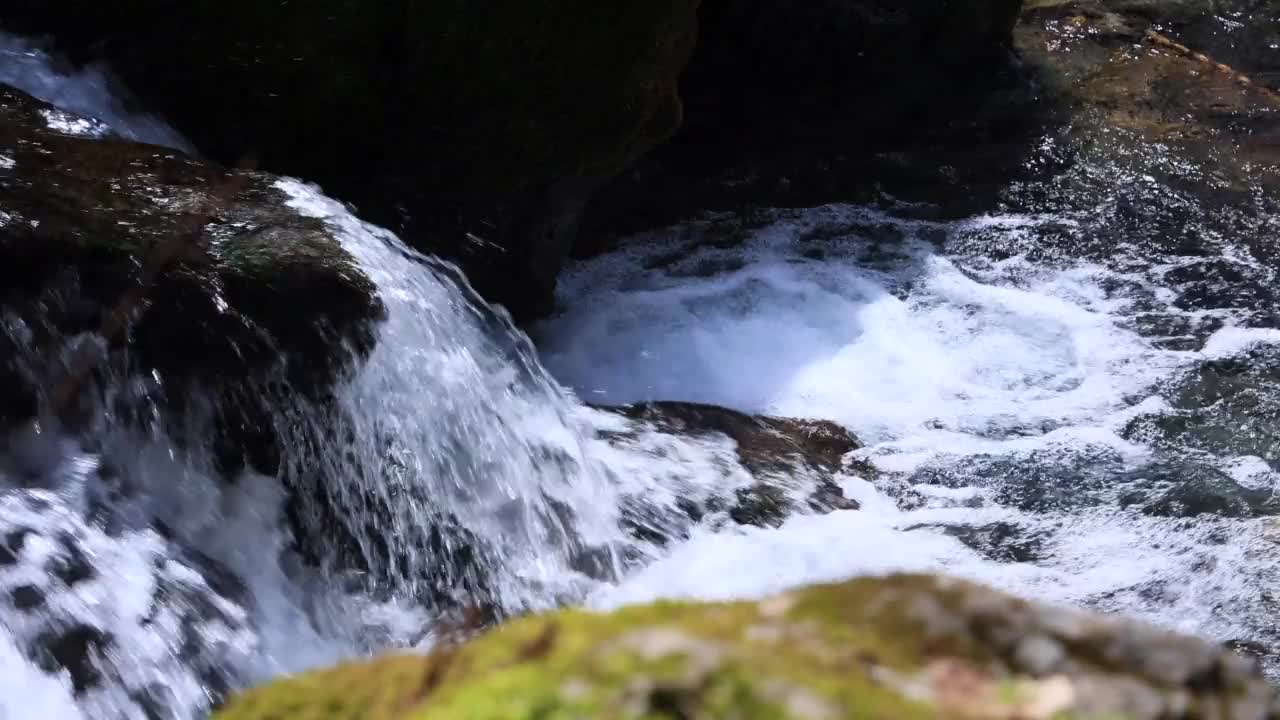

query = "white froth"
[
  {"left": 550, "top": 207, "right": 1280, "bottom": 657},
  {"left": 0, "top": 633, "right": 84, "bottom": 720},
  {"left": 1202, "top": 326, "right": 1280, "bottom": 358},
  {"left": 540, "top": 209, "right": 1184, "bottom": 449}
]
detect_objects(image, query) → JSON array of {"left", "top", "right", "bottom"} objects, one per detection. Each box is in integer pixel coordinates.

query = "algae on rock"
[{"left": 214, "top": 574, "right": 1278, "bottom": 719}]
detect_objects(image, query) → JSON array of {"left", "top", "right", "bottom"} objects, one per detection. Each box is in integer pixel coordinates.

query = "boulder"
[
  {"left": 0, "top": 82, "right": 381, "bottom": 471},
  {"left": 603, "top": 401, "right": 863, "bottom": 535},
  {"left": 213, "top": 573, "right": 1279, "bottom": 719},
  {"left": 0, "top": 0, "right": 700, "bottom": 321}
]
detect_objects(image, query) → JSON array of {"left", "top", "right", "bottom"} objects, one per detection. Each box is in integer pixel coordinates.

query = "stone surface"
[
  {"left": 0, "top": 0, "right": 700, "bottom": 321},
  {"left": 0, "top": 82, "right": 381, "bottom": 472},
  {"left": 583, "top": 0, "right": 1280, "bottom": 250},
  {"left": 214, "top": 573, "right": 1280, "bottom": 719},
  {"left": 605, "top": 401, "right": 864, "bottom": 531},
  {"left": 580, "top": 0, "right": 1027, "bottom": 245}
]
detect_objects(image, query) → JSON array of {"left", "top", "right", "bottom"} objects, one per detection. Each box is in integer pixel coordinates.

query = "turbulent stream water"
[{"left": 4, "top": 30, "right": 1280, "bottom": 720}]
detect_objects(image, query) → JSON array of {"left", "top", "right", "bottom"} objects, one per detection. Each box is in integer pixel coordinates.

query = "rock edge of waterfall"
[
  {"left": 213, "top": 573, "right": 1279, "bottom": 720},
  {"left": 0, "top": 0, "right": 1022, "bottom": 321}
]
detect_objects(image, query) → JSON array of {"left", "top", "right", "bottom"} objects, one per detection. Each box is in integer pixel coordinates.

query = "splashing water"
[
  {"left": 0, "top": 38, "right": 742, "bottom": 718},
  {"left": 538, "top": 205, "right": 1280, "bottom": 675},
  {"left": 6, "top": 22, "right": 1280, "bottom": 720},
  {"left": 270, "top": 180, "right": 628, "bottom": 612}
]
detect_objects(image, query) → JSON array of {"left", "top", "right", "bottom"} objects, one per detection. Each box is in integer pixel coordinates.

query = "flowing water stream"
[{"left": 3, "top": 29, "right": 1280, "bottom": 720}]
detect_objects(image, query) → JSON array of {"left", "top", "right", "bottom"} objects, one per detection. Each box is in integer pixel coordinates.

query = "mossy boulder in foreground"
[{"left": 214, "top": 574, "right": 1278, "bottom": 719}]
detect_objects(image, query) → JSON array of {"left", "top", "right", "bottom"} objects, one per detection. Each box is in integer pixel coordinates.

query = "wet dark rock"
[
  {"left": 31, "top": 624, "right": 112, "bottom": 694},
  {"left": 1125, "top": 348, "right": 1280, "bottom": 467},
  {"left": 1118, "top": 460, "right": 1278, "bottom": 518},
  {"left": 619, "top": 499, "right": 702, "bottom": 550},
  {"left": 910, "top": 447, "right": 1124, "bottom": 512},
  {"left": 600, "top": 401, "right": 863, "bottom": 536},
  {"left": 0, "top": 83, "right": 381, "bottom": 473},
  {"left": 47, "top": 531, "right": 95, "bottom": 586},
  {"left": 10, "top": 582, "right": 44, "bottom": 610},
  {"left": 618, "top": 401, "right": 861, "bottom": 479},
  {"left": 619, "top": 401, "right": 863, "bottom": 525},
  {"left": 0, "top": 526, "right": 30, "bottom": 565},
  {"left": 905, "top": 521, "right": 1052, "bottom": 563},
  {"left": 583, "top": 0, "right": 1029, "bottom": 243},
  {"left": 2, "top": 1, "right": 700, "bottom": 322}
]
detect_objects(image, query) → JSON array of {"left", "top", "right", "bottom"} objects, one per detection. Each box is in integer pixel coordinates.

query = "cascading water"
[
  {"left": 269, "top": 181, "right": 631, "bottom": 612},
  {"left": 0, "top": 37, "right": 717, "bottom": 719},
  {"left": 5, "top": 18, "right": 1280, "bottom": 720}
]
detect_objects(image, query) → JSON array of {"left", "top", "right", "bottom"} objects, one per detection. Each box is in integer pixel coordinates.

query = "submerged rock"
[
  {"left": 1118, "top": 460, "right": 1279, "bottom": 519},
  {"left": 1125, "top": 348, "right": 1280, "bottom": 469},
  {"left": 605, "top": 401, "right": 863, "bottom": 533},
  {"left": 214, "top": 573, "right": 1279, "bottom": 719}
]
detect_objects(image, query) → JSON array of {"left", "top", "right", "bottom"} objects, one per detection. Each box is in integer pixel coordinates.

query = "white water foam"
[{"left": 541, "top": 207, "right": 1280, "bottom": 656}]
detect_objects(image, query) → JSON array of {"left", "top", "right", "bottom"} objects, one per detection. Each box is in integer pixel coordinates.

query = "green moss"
[{"left": 214, "top": 574, "right": 1274, "bottom": 719}]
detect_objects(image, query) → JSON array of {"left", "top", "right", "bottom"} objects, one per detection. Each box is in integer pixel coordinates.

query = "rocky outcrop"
[
  {"left": 584, "top": 0, "right": 1280, "bottom": 246},
  {"left": 580, "top": 0, "right": 1026, "bottom": 242},
  {"left": 681, "top": 0, "right": 1022, "bottom": 135},
  {"left": 213, "top": 573, "right": 1279, "bottom": 719},
  {"left": 600, "top": 402, "right": 864, "bottom": 540},
  {"left": 0, "top": 82, "right": 381, "bottom": 471},
  {"left": 1, "top": 1, "right": 700, "bottom": 321}
]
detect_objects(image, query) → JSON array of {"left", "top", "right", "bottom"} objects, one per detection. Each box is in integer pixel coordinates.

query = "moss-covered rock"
[
  {"left": 214, "top": 573, "right": 1279, "bottom": 719},
  {"left": 2, "top": 0, "right": 700, "bottom": 321}
]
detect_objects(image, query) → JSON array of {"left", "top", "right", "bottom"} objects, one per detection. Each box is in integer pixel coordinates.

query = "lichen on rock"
[{"left": 214, "top": 574, "right": 1279, "bottom": 719}]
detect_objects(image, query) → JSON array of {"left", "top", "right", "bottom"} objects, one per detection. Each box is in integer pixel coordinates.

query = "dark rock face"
[
  {"left": 684, "top": 0, "right": 1022, "bottom": 122},
  {"left": 581, "top": 0, "right": 1027, "bottom": 244},
  {"left": 0, "top": 83, "right": 381, "bottom": 472},
  {"left": 1125, "top": 347, "right": 1280, "bottom": 469},
  {"left": 1, "top": 0, "right": 700, "bottom": 322},
  {"left": 584, "top": 0, "right": 1280, "bottom": 252}
]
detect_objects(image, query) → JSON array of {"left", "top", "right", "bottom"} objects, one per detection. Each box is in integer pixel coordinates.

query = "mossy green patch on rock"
[{"left": 214, "top": 574, "right": 1278, "bottom": 719}]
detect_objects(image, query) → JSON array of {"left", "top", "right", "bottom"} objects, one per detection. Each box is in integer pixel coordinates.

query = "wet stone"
[
  {"left": 1116, "top": 459, "right": 1279, "bottom": 519},
  {"left": 0, "top": 527, "right": 33, "bottom": 565},
  {"left": 46, "top": 532, "right": 95, "bottom": 586},
  {"left": 31, "top": 624, "right": 112, "bottom": 694},
  {"left": 904, "top": 521, "right": 1051, "bottom": 564},
  {"left": 10, "top": 582, "right": 44, "bottom": 610}
]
